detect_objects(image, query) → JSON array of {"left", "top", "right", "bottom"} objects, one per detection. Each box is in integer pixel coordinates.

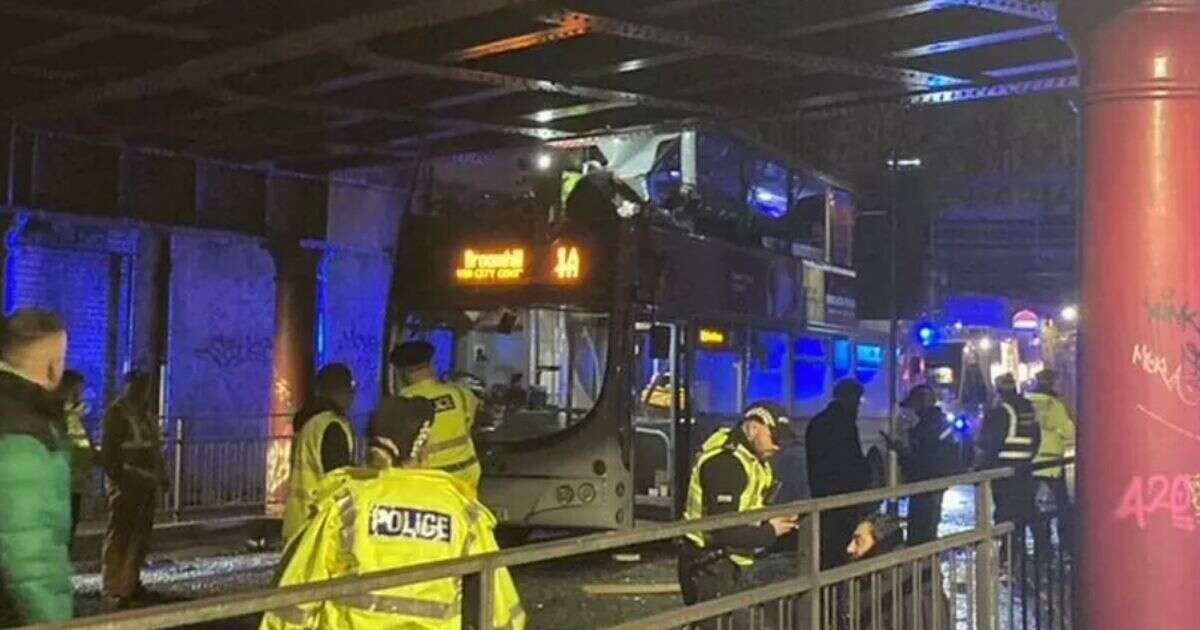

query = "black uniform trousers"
[
  {"left": 678, "top": 546, "right": 743, "bottom": 629},
  {"left": 993, "top": 473, "right": 1036, "bottom": 562},
  {"left": 907, "top": 490, "right": 945, "bottom": 546}
]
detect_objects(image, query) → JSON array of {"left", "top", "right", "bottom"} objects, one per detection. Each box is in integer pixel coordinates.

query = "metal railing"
[
  {"left": 79, "top": 414, "right": 372, "bottom": 522},
  {"left": 35, "top": 464, "right": 1073, "bottom": 630}
]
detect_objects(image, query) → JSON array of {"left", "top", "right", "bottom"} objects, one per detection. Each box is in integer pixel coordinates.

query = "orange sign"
[
  {"left": 553, "top": 245, "right": 582, "bottom": 281},
  {"left": 698, "top": 327, "right": 728, "bottom": 346},
  {"left": 455, "top": 247, "right": 526, "bottom": 283}
]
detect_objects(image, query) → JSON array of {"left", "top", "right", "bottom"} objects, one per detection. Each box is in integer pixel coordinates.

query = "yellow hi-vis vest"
[
  {"left": 397, "top": 379, "right": 481, "bottom": 488},
  {"left": 683, "top": 428, "right": 774, "bottom": 566},
  {"left": 281, "top": 411, "right": 354, "bottom": 543},
  {"left": 1026, "top": 392, "right": 1077, "bottom": 479},
  {"left": 561, "top": 170, "right": 584, "bottom": 207},
  {"left": 65, "top": 402, "right": 93, "bottom": 495},
  {"left": 260, "top": 467, "right": 525, "bottom": 630}
]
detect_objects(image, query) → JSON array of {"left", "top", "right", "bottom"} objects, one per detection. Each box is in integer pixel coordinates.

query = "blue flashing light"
[
  {"left": 953, "top": 415, "right": 968, "bottom": 432},
  {"left": 916, "top": 322, "right": 938, "bottom": 348}
]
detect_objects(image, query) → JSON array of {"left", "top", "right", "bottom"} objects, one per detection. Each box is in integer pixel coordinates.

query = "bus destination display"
[{"left": 453, "top": 242, "right": 586, "bottom": 286}]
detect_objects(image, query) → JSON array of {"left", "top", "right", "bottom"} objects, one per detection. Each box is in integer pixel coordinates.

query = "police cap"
[
  {"left": 743, "top": 401, "right": 797, "bottom": 446},
  {"left": 369, "top": 396, "right": 436, "bottom": 465},
  {"left": 390, "top": 340, "right": 435, "bottom": 369}
]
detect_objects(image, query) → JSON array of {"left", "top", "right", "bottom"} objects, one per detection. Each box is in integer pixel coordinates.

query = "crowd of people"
[{"left": 0, "top": 303, "right": 1075, "bottom": 629}]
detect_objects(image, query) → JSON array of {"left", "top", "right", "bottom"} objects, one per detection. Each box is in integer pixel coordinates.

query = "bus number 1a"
[{"left": 555, "top": 246, "right": 581, "bottom": 280}]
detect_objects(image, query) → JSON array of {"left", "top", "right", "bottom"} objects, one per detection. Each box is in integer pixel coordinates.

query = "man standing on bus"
[
  {"left": 391, "top": 341, "right": 481, "bottom": 489},
  {"left": 678, "top": 402, "right": 798, "bottom": 619},
  {"left": 805, "top": 378, "right": 870, "bottom": 570}
]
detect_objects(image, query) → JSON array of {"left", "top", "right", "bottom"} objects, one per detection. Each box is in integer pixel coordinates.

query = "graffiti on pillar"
[
  {"left": 193, "top": 335, "right": 273, "bottom": 369},
  {"left": 273, "top": 376, "right": 298, "bottom": 416},
  {"left": 1130, "top": 344, "right": 1200, "bottom": 407},
  {"left": 1144, "top": 290, "right": 1200, "bottom": 336},
  {"left": 335, "top": 328, "right": 381, "bottom": 366},
  {"left": 1114, "top": 473, "right": 1198, "bottom": 531}
]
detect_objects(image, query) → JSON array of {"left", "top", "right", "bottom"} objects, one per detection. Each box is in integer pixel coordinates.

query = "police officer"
[
  {"left": 1026, "top": 369, "right": 1076, "bottom": 553},
  {"left": 885, "top": 385, "right": 961, "bottom": 545},
  {"left": 678, "top": 402, "right": 798, "bottom": 619},
  {"left": 391, "top": 341, "right": 482, "bottom": 489},
  {"left": 977, "top": 373, "right": 1041, "bottom": 556},
  {"left": 280, "top": 363, "right": 356, "bottom": 543},
  {"left": 261, "top": 396, "right": 524, "bottom": 630}
]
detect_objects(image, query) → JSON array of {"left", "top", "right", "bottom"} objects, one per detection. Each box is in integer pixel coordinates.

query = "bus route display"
[{"left": 452, "top": 240, "right": 587, "bottom": 286}]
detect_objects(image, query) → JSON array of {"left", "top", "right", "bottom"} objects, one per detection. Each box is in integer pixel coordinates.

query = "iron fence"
[
  {"left": 34, "top": 464, "right": 1082, "bottom": 630},
  {"left": 78, "top": 414, "right": 371, "bottom": 522}
]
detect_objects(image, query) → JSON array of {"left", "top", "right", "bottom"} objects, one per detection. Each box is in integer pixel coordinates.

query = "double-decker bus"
[{"left": 390, "top": 128, "right": 892, "bottom": 532}]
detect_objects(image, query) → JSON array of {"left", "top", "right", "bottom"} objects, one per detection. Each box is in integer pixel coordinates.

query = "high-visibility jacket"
[
  {"left": 397, "top": 379, "right": 481, "bottom": 488},
  {"left": 65, "top": 402, "right": 93, "bottom": 495},
  {"left": 561, "top": 170, "right": 584, "bottom": 207},
  {"left": 281, "top": 411, "right": 354, "bottom": 543},
  {"left": 260, "top": 467, "right": 525, "bottom": 630},
  {"left": 996, "top": 400, "right": 1040, "bottom": 464},
  {"left": 100, "top": 400, "right": 167, "bottom": 490},
  {"left": 683, "top": 428, "right": 774, "bottom": 566},
  {"left": 1026, "top": 392, "right": 1076, "bottom": 479}
]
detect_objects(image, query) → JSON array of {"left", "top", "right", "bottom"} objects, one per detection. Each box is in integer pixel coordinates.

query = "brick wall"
[{"left": 6, "top": 246, "right": 120, "bottom": 431}]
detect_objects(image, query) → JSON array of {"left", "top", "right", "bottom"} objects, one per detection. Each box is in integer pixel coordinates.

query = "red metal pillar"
[
  {"left": 1063, "top": 1, "right": 1200, "bottom": 628},
  {"left": 265, "top": 241, "right": 320, "bottom": 513}
]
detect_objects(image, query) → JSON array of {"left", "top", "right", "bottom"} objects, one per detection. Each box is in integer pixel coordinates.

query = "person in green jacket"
[{"left": 0, "top": 308, "right": 72, "bottom": 626}]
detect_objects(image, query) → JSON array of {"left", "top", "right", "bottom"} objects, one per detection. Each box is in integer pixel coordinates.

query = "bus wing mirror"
[{"left": 650, "top": 326, "right": 671, "bottom": 360}]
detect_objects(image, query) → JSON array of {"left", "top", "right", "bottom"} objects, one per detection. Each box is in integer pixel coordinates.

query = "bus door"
[
  {"left": 633, "top": 321, "right": 683, "bottom": 518},
  {"left": 685, "top": 324, "right": 745, "bottom": 497}
]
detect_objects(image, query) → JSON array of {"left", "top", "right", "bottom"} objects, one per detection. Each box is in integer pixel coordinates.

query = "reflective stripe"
[
  {"left": 498, "top": 603, "right": 528, "bottom": 630},
  {"left": 335, "top": 488, "right": 357, "bottom": 564},
  {"left": 999, "top": 451, "right": 1035, "bottom": 460},
  {"left": 1006, "top": 436, "right": 1034, "bottom": 445},
  {"left": 426, "top": 434, "right": 471, "bottom": 455},
  {"left": 334, "top": 593, "right": 455, "bottom": 619},
  {"left": 439, "top": 455, "right": 479, "bottom": 474},
  {"left": 121, "top": 440, "right": 155, "bottom": 449},
  {"left": 267, "top": 605, "right": 309, "bottom": 625}
]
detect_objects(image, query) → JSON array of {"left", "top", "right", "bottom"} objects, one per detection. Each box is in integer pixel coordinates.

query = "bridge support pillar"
[
  {"left": 265, "top": 241, "right": 321, "bottom": 513},
  {"left": 1062, "top": 1, "right": 1200, "bottom": 628}
]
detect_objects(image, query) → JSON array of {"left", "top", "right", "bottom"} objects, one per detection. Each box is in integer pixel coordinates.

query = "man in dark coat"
[
  {"left": 806, "top": 378, "right": 870, "bottom": 569},
  {"left": 886, "top": 385, "right": 961, "bottom": 545}
]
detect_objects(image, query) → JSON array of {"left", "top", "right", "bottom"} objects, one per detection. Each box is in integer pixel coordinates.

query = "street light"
[
  {"left": 1060, "top": 305, "right": 1079, "bottom": 323},
  {"left": 979, "top": 337, "right": 994, "bottom": 351},
  {"left": 535, "top": 153, "right": 553, "bottom": 170}
]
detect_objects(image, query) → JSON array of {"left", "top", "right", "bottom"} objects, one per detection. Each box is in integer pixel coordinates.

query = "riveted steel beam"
[
  {"left": 539, "top": 10, "right": 970, "bottom": 88},
  {"left": 341, "top": 49, "right": 746, "bottom": 118},
  {"left": 0, "top": 0, "right": 216, "bottom": 41},
  {"left": 956, "top": 0, "right": 1057, "bottom": 22},
  {"left": 311, "top": 24, "right": 593, "bottom": 95},
  {"left": 890, "top": 24, "right": 1058, "bottom": 58},
  {"left": 202, "top": 88, "right": 571, "bottom": 141},
  {"left": 2, "top": 0, "right": 546, "bottom": 120}
]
